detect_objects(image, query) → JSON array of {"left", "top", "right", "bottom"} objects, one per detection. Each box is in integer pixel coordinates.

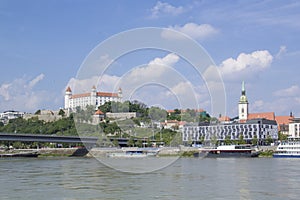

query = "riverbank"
[
  {"left": 0, "top": 147, "right": 89, "bottom": 157},
  {"left": 87, "top": 146, "right": 199, "bottom": 157},
  {"left": 1, "top": 145, "right": 278, "bottom": 158}
]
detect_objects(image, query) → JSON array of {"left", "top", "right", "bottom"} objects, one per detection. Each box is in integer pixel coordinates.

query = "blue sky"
[{"left": 1, "top": 0, "right": 300, "bottom": 118}]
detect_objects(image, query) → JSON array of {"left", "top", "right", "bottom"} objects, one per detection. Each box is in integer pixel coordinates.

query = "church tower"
[{"left": 238, "top": 81, "right": 248, "bottom": 121}]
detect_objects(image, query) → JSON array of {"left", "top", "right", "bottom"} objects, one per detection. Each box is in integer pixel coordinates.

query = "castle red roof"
[
  {"left": 96, "top": 92, "right": 118, "bottom": 97},
  {"left": 66, "top": 86, "right": 72, "bottom": 92},
  {"left": 71, "top": 93, "right": 90, "bottom": 98},
  {"left": 70, "top": 92, "right": 119, "bottom": 99}
]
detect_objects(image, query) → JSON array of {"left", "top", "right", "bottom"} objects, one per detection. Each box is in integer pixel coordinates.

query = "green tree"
[
  {"left": 278, "top": 132, "right": 288, "bottom": 141},
  {"left": 35, "top": 109, "right": 41, "bottom": 115},
  {"left": 211, "top": 134, "right": 218, "bottom": 146},
  {"left": 252, "top": 135, "right": 258, "bottom": 145},
  {"left": 136, "top": 139, "right": 143, "bottom": 147},
  {"left": 224, "top": 135, "right": 232, "bottom": 145},
  {"left": 127, "top": 137, "right": 135, "bottom": 147},
  {"left": 58, "top": 109, "right": 65, "bottom": 116},
  {"left": 112, "top": 138, "right": 119, "bottom": 147},
  {"left": 238, "top": 134, "right": 246, "bottom": 144},
  {"left": 148, "top": 107, "right": 167, "bottom": 122},
  {"left": 266, "top": 135, "right": 273, "bottom": 145},
  {"left": 200, "top": 135, "right": 205, "bottom": 145},
  {"left": 98, "top": 102, "right": 112, "bottom": 113}
]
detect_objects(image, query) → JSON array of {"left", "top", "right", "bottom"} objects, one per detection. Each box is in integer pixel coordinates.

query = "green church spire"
[
  {"left": 239, "top": 81, "right": 248, "bottom": 103},
  {"left": 242, "top": 81, "right": 246, "bottom": 95}
]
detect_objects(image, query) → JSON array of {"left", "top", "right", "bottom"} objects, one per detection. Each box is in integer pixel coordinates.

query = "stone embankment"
[
  {"left": 87, "top": 146, "right": 197, "bottom": 157},
  {"left": 37, "top": 147, "right": 89, "bottom": 156}
]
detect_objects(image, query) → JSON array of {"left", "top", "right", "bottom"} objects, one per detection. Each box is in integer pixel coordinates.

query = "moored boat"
[
  {"left": 273, "top": 140, "right": 300, "bottom": 158},
  {"left": 0, "top": 151, "right": 40, "bottom": 158},
  {"left": 106, "top": 148, "right": 159, "bottom": 158},
  {"left": 201, "top": 144, "right": 260, "bottom": 158}
]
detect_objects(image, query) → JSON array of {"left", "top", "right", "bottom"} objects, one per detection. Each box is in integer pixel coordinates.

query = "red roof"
[
  {"left": 66, "top": 86, "right": 72, "bottom": 92},
  {"left": 70, "top": 91, "right": 119, "bottom": 99},
  {"left": 178, "top": 121, "right": 186, "bottom": 125},
  {"left": 167, "top": 110, "right": 175, "bottom": 113},
  {"left": 275, "top": 116, "right": 294, "bottom": 125},
  {"left": 219, "top": 116, "right": 231, "bottom": 122},
  {"left": 96, "top": 92, "right": 118, "bottom": 97},
  {"left": 248, "top": 112, "right": 275, "bottom": 120},
  {"left": 275, "top": 116, "right": 294, "bottom": 131},
  {"left": 95, "top": 110, "right": 104, "bottom": 115},
  {"left": 71, "top": 93, "right": 90, "bottom": 98}
]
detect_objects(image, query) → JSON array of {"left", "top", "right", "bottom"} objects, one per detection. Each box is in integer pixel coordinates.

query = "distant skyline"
[{"left": 1, "top": 0, "right": 300, "bottom": 117}]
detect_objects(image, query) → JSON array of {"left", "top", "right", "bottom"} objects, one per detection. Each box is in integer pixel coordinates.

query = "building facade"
[
  {"left": 182, "top": 119, "right": 278, "bottom": 144},
  {"left": 0, "top": 110, "right": 25, "bottom": 124},
  {"left": 182, "top": 81, "right": 278, "bottom": 144},
  {"left": 64, "top": 86, "right": 122, "bottom": 110},
  {"left": 289, "top": 118, "right": 300, "bottom": 138}
]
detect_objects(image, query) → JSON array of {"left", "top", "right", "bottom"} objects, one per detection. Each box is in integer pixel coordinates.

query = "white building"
[
  {"left": 0, "top": 110, "right": 25, "bottom": 124},
  {"left": 182, "top": 81, "right": 278, "bottom": 144},
  {"left": 64, "top": 86, "right": 122, "bottom": 110},
  {"left": 289, "top": 118, "right": 300, "bottom": 138},
  {"left": 183, "top": 119, "right": 278, "bottom": 144}
]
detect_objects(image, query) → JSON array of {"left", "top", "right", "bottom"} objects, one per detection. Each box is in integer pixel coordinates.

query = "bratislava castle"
[{"left": 64, "top": 86, "right": 122, "bottom": 110}]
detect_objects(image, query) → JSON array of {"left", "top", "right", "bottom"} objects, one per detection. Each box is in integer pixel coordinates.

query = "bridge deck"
[{"left": 0, "top": 133, "right": 98, "bottom": 144}]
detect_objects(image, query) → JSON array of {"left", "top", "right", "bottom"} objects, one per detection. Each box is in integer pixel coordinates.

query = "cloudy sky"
[{"left": 1, "top": 0, "right": 300, "bottom": 118}]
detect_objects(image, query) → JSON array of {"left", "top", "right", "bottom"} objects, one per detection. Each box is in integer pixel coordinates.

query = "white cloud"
[
  {"left": 0, "top": 74, "right": 54, "bottom": 112},
  {"left": 251, "top": 100, "right": 265, "bottom": 112},
  {"left": 66, "top": 53, "right": 180, "bottom": 95},
  {"left": 0, "top": 83, "right": 12, "bottom": 101},
  {"left": 275, "top": 45, "right": 287, "bottom": 59},
  {"left": 219, "top": 50, "right": 273, "bottom": 80},
  {"left": 151, "top": 1, "right": 185, "bottom": 18},
  {"left": 66, "top": 53, "right": 210, "bottom": 110},
  {"left": 65, "top": 74, "right": 120, "bottom": 95},
  {"left": 127, "top": 53, "right": 179, "bottom": 82},
  {"left": 168, "top": 81, "right": 193, "bottom": 96},
  {"left": 149, "top": 52, "right": 179, "bottom": 66},
  {"left": 28, "top": 73, "right": 45, "bottom": 88},
  {"left": 273, "top": 85, "right": 300, "bottom": 97},
  {"left": 161, "top": 23, "right": 218, "bottom": 40}
]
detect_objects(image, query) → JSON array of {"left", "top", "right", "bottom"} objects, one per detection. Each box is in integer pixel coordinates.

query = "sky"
[{"left": 1, "top": 0, "right": 300, "bottom": 118}]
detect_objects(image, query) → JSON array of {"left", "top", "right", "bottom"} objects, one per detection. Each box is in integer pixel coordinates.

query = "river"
[{"left": 0, "top": 157, "right": 299, "bottom": 200}]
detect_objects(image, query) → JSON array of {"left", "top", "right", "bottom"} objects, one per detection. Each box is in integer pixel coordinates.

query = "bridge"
[
  {"left": 0, "top": 133, "right": 160, "bottom": 147},
  {"left": 0, "top": 133, "right": 98, "bottom": 145}
]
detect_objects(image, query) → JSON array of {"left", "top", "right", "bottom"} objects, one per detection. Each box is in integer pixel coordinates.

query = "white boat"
[
  {"left": 0, "top": 150, "right": 40, "bottom": 158},
  {"left": 201, "top": 144, "right": 260, "bottom": 158},
  {"left": 273, "top": 140, "right": 300, "bottom": 158},
  {"left": 106, "top": 148, "right": 159, "bottom": 158}
]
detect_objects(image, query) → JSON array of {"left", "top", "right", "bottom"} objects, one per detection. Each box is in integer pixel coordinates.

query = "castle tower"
[
  {"left": 238, "top": 81, "right": 248, "bottom": 121},
  {"left": 91, "top": 85, "right": 97, "bottom": 108},
  {"left": 64, "top": 86, "right": 72, "bottom": 109},
  {"left": 118, "top": 87, "right": 122, "bottom": 101}
]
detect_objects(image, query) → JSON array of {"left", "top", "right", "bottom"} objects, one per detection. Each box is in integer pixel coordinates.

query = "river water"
[{"left": 0, "top": 157, "right": 299, "bottom": 200}]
